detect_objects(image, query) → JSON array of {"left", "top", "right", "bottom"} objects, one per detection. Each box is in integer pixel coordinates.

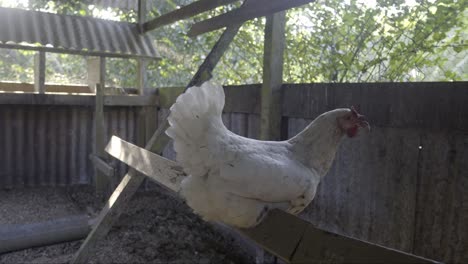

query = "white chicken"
[{"left": 166, "top": 82, "right": 370, "bottom": 228}]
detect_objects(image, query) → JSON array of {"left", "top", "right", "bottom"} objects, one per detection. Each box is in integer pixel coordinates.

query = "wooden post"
[
  {"left": 187, "top": 0, "right": 314, "bottom": 37},
  {"left": 260, "top": 12, "right": 286, "bottom": 141},
  {"left": 34, "top": 51, "right": 45, "bottom": 93},
  {"left": 87, "top": 56, "right": 105, "bottom": 93},
  {"left": 87, "top": 56, "right": 107, "bottom": 194},
  {"left": 257, "top": 11, "right": 286, "bottom": 263},
  {"left": 136, "top": 58, "right": 148, "bottom": 147},
  {"left": 137, "top": 0, "right": 146, "bottom": 33},
  {"left": 71, "top": 20, "right": 243, "bottom": 264},
  {"left": 94, "top": 83, "right": 108, "bottom": 194}
]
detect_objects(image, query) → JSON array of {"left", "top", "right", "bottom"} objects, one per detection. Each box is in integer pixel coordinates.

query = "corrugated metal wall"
[
  {"left": 0, "top": 105, "right": 140, "bottom": 188},
  {"left": 0, "top": 82, "right": 467, "bottom": 263}
]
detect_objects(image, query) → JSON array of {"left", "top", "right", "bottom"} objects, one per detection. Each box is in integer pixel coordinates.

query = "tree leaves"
[{"left": 0, "top": 0, "right": 466, "bottom": 85}]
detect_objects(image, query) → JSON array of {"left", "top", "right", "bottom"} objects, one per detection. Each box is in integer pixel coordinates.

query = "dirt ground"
[{"left": 0, "top": 185, "right": 254, "bottom": 264}]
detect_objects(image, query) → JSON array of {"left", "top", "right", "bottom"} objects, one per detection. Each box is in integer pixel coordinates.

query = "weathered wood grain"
[
  {"left": 143, "top": 0, "right": 239, "bottom": 32},
  {"left": 260, "top": 12, "right": 285, "bottom": 141},
  {"left": 283, "top": 82, "right": 468, "bottom": 131},
  {"left": 0, "top": 93, "right": 158, "bottom": 106},
  {"left": 413, "top": 132, "right": 468, "bottom": 263},
  {"left": 187, "top": 0, "right": 315, "bottom": 36},
  {"left": 290, "top": 220, "right": 439, "bottom": 264},
  {"left": 34, "top": 51, "right": 46, "bottom": 94}
]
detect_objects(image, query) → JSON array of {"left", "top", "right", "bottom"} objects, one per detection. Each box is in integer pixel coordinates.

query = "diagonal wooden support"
[
  {"left": 187, "top": 0, "right": 315, "bottom": 37},
  {"left": 143, "top": 0, "right": 239, "bottom": 32},
  {"left": 71, "top": 19, "right": 244, "bottom": 264},
  {"left": 105, "top": 136, "right": 442, "bottom": 264}
]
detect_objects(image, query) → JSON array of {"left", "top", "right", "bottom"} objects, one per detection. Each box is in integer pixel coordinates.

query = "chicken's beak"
[{"left": 358, "top": 115, "right": 371, "bottom": 132}]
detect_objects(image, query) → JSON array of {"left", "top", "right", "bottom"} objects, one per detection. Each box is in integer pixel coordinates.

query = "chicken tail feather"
[{"left": 166, "top": 81, "right": 225, "bottom": 175}]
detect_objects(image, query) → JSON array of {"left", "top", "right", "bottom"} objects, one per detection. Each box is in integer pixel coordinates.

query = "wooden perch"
[
  {"left": 71, "top": 20, "right": 242, "bottom": 264},
  {"left": 143, "top": 0, "right": 239, "bottom": 32},
  {"left": 103, "top": 136, "right": 441, "bottom": 264},
  {"left": 187, "top": 0, "right": 315, "bottom": 37},
  {"left": 105, "top": 136, "right": 185, "bottom": 192},
  {"left": 89, "top": 154, "right": 115, "bottom": 178}
]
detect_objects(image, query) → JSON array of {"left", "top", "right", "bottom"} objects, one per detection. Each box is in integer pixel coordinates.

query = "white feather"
[{"left": 166, "top": 81, "right": 353, "bottom": 228}]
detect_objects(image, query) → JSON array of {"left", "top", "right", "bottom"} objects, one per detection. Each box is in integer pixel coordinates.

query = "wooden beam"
[
  {"left": 188, "top": 0, "right": 315, "bottom": 37},
  {"left": 94, "top": 83, "right": 109, "bottom": 194},
  {"left": 0, "top": 43, "right": 159, "bottom": 60},
  {"left": 105, "top": 136, "right": 185, "bottom": 192},
  {"left": 138, "top": 0, "right": 146, "bottom": 33},
  {"left": 89, "top": 154, "right": 115, "bottom": 178},
  {"left": 143, "top": 0, "right": 239, "bottom": 32},
  {"left": 71, "top": 18, "right": 242, "bottom": 264},
  {"left": 0, "top": 93, "right": 157, "bottom": 106},
  {"left": 260, "top": 12, "right": 286, "bottom": 141},
  {"left": 241, "top": 209, "right": 440, "bottom": 264},
  {"left": 34, "top": 51, "right": 46, "bottom": 94},
  {"left": 136, "top": 58, "right": 148, "bottom": 147}
]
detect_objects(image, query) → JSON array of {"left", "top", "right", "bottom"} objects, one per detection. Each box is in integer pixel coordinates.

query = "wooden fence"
[{"left": 0, "top": 82, "right": 466, "bottom": 263}]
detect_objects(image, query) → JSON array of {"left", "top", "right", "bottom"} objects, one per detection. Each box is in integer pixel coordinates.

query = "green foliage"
[
  {"left": 0, "top": 0, "right": 466, "bottom": 86},
  {"left": 283, "top": 0, "right": 467, "bottom": 82}
]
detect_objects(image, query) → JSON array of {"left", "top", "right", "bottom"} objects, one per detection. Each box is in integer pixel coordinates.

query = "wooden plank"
[
  {"left": 0, "top": 43, "right": 159, "bottom": 59},
  {"left": 224, "top": 84, "right": 261, "bottom": 114},
  {"left": 291, "top": 220, "right": 440, "bottom": 264},
  {"left": 260, "top": 12, "right": 285, "bottom": 141},
  {"left": 240, "top": 209, "right": 309, "bottom": 262},
  {"left": 281, "top": 82, "right": 468, "bottom": 132},
  {"left": 0, "top": 93, "right": 158, "bottom": 106},
  {"left": 105, "top": 136, "right": 185, "bottom": 192},
  {"left": 34, "top": 51, "right": 46, "bottom": 94},
  {"left": 143, "top": 0, "right": 239, "bottom": 32},
  {"left": 89, "top": 154, "right": 115, "bottom": 178},
  {"left": 71, "top": 19, "right": 241, "bottom": 264},
  {"left": 187, "top": 0, "right": 315, "bottom": 37},
  {"left": 413, "top": 132, "right": 468, "bottom": 263},
  {"left": 0, "top": 82, "right": 92, "bottom": 93},
  {"left": 103, "top": 95, "right": 158, "bottom": 106},
  {"left": 158, "top": 85, "right": 260, "bottom": 113}
]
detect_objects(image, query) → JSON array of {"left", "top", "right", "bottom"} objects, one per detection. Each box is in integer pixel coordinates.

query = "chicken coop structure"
[{"left": 0, "top": 1, "right": 467, "bottom": 264}]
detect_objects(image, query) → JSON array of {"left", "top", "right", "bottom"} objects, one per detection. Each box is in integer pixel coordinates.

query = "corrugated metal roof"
[
  {"left": 0, "top": 7, "right": 159, "bottom": 58},
  {"left": 92, "top": 0, "right": 139, "bottom": 11}
]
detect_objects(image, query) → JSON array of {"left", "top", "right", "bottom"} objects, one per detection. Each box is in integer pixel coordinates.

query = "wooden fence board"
[{"left": 413, "top": 132, "right": 468, "bottom": 263}]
